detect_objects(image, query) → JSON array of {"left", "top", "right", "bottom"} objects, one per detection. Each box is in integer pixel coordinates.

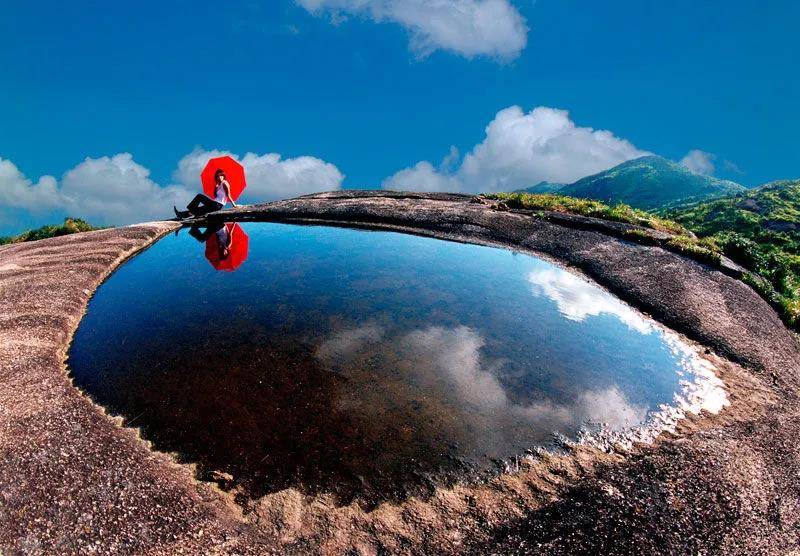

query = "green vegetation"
[
  {"left": 0, "top": 218, "right": 102, "bottom": 245},
  {"left": 557, "top": 155, "right": 745, "bottom": 210},
  {"left": 662, "top": 234, "right": 723, "bottom": 267},
  {"left": 665, "top": 180, "right": 800, "bottom": 328}
]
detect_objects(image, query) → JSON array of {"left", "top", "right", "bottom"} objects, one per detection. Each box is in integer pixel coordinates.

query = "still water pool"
[{"left": 68, "top": 222, "right": 724, "bottom": 506}]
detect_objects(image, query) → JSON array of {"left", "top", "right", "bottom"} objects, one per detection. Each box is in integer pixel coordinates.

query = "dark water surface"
[{"left": 68, "top": 223, "right": 714, "bottom": 507}]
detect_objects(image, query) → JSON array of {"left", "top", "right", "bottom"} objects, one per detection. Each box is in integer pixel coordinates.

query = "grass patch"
[
  {"left": 741, "top": 271, "right": 800, "bottom": 329},
  {"left": 664, "top": 235, "right": 723, "bottom": 266},
  {"left": 488, "top": 192, "right": 690, "bottom": 235}
]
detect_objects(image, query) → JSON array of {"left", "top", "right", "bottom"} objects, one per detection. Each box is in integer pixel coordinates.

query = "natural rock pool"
[{"left": 67, "top": 222, "right": 726, "bottom": 507}]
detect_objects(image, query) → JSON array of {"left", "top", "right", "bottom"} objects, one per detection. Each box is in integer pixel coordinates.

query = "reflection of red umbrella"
[
  {"left": 205, "top": 223, "right": 249, "bottom": 272},
  {"left": 201, "top": 156, "right": 247, "bottom": 201}
]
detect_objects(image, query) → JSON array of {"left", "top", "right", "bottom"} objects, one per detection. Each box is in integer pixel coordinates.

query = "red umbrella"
[
  {"left": 205, "top": 223, "right": 250, "bottom": 272},
  {"left": 201, "top": 156, "right": 247, "bottom": 202}
]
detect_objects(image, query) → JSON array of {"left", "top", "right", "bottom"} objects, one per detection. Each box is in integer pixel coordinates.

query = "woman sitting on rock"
[{"left": 174, "top": 169, "right": 237, "bottom": 219}]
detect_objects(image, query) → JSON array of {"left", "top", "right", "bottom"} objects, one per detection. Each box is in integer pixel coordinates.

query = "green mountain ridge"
[
  {"left": 516, "top": 156, "right": 745, "bottom": 210},
  {"left": 556, "top": 155, "right": 746, "bottom": 210}
]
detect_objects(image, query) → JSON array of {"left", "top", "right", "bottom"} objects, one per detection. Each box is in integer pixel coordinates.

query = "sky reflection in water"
[{"left": 68, "top": 223, "right": 718, "bottom": 507}]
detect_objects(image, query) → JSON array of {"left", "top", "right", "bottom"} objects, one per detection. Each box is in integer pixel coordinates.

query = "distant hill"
[
  {"left": 557, "top": 155, "right": 746, "bottom": 210},
  {"left": 515, "top": 181, "right": 564, "bottom": 194}
]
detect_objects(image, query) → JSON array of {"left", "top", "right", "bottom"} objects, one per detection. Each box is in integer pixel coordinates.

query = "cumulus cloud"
[
  {"left": 317, "top": 321, "right": 721, "bottom": 458},
  {"left": 383, "top": 106, "right": 649, "bottom": 194},
  {"left": 0, "top": 154, "right": 190, "bottom": 227},
  {"left": 382, "top": 160, "right": 462, "bottom": 193},
  {"left": 314, "top": 321, "right": 654, "bottom": 457},
  {"left": 0, "top": 158, "right": 62, "bottom": 212},
  {"left": 61, "top": 154, "right": 192, "bottom": 225},
  {"left": 527, "top": 268, "right": 653, "bottom": 334},
  {"left": 296, "top": 0, "right": 528, "bottom": 60},
  {"left": 174, "top": 148, "right": 344, "bottom": 202},
  {"left": 0, "top": 148, "right": 343, "bottom": 231},
  {"left": 680, "top": 149, "right": 716, "bottom": 176},
  {"left": 509, "top": 386, "right": 647, "bottom": 430}
]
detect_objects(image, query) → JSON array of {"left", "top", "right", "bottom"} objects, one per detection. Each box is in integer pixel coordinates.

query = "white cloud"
[
  {"left": 318, "top": 322, "right": 650, "bottom": 429},
  {"left": 527, "top": 267, "right": 654, "bottom": 334},
  {"left": 174, "top": 147, "right": 344, "bottom": 203},
  {"left": 60, "top": 154, "right": 192, "bottom": 226},
  {"left": 0, "top": 158, "right": 62, "bottom": 212},
  {"left": 383, "top": 106, "right": 649, "bottom": 194},
  {"left": 0, "top": 154, "right": 190, "bottom": 227},
  {"left": 510, "top": 386, "right": 647, "bottom": 430},
  {"left": 296, "top": 0, "right": 528, "bottom": 60},
  {"left": 382, "top": 160, "right": 462, "bottom": 193},
  {"left": 680, "top": 149, "right": 716, "bottom": 176},
  {"left": 0, "top": 148, "right": 344, "bottom": 231}
]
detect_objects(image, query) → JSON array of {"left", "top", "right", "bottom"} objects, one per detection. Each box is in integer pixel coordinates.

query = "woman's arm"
[{"left": 223, "top": 180, "right": 237, "bottom": 207}]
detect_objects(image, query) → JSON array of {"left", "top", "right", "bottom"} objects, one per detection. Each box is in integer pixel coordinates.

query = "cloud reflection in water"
[
  {"left": 527, "top": 268, "right": 653, "bottom": 334},
  {"left": 316, "top": 323, "right": 649, "bottom": 441}
]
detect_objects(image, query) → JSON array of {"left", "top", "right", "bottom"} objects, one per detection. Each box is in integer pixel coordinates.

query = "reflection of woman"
[
  {"left": 188, "top": 222, "right": 233, "bottom": 261},
  {"left": 214, "top": 224, "right": 233, "bottom": 261},
  {"left": 174, "top": 169, "right": 238, "bottom": 219},
  {"left": 189, "top": 223, "right": 233, "bottom": 261},
  {"left": 188, "top": 222, "right": 223, "bottom": 242}
]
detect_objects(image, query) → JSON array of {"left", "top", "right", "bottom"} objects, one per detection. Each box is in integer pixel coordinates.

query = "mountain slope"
[{"left": 558, "top": 155, "right": 745, "bottom": 210}]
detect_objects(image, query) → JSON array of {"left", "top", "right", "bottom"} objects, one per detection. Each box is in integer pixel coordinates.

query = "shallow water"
[{"left": 68, "top": 222, "right": 721, "bottom": 506}]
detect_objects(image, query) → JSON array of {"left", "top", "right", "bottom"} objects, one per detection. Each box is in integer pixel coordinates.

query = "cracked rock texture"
[{"left": 1, "top": 192, "right": 799, "bottom": 555}]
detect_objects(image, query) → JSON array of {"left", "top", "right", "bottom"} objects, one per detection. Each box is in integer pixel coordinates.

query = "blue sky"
[{"left": 1, "top": 0, "right": 798, "bottom": 234}]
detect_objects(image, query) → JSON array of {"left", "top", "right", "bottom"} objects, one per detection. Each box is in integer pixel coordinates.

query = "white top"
[
  {"left": 215, "top": 225, "right": 229, "bottom": 246},
  {"left": 214, "top": 181, "right": 229, "bottom": 205}
]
